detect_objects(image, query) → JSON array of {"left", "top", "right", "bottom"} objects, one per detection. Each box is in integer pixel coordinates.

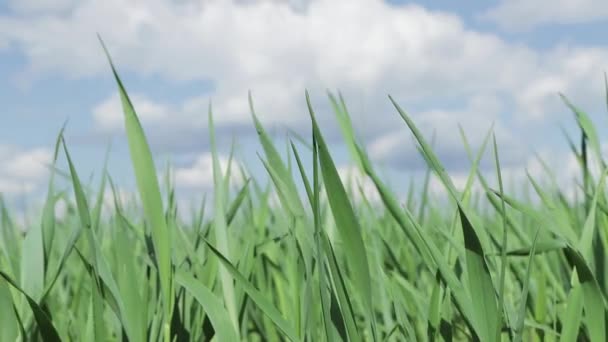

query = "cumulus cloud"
[
  {"left": 369, "top": 94, "right": 526, "bottom": 171},
  {"left": 93, "top": 93, "right": 175, "bottom": 132},
  {"left": 172, "top": 152, "right": 247, "bottom": 190},
  {"left": 1, "top": 0, "right": 607, "bottom": 174},
  {"left": 337, "top": 165, "right": 380, "bottom": 204},
  {"left": 481, "top": 0, "right": 608, "bottom": 31},
  {"left": 1, "top": 0, "right": 605, "bottom": 126},
  {"left": 0, "top": 145, "right": 52, "bottom": 194},
  {"left": 6, "top": 0, "right": 80, "bottom": 14}
]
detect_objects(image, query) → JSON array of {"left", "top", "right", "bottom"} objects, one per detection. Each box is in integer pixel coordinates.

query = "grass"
[{"left": 1, "top": 46, "right": 608, "bottom": 341}]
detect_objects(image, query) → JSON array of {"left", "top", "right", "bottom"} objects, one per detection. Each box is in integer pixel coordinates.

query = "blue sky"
[{"left": 0, "top": 0, "right": 607, "bottom": 210}]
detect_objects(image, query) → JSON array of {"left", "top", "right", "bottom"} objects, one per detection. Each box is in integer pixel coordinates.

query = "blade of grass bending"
[
  {"left": 175, "top": 270, "right": 239, "bottom": 342},
  {"left": 328, "top": 90, "right": 362, "bottom": 170},
  {"left": 307, "top": 90, "right": 377, "bottom": 340},
  {"left": 418, "top": 158, "right": 433, "bottom": 222},
  {"left": 491, "top": 190, "right": 572, "bottom": 242},
  {"left": 222, "top": 138, "right": 236, "bottom": 197},
  {"left": 560, "top": 93, "right": 604, "bottom": 169},
  {"left": 40, "top": 123, "right": 66, "bottom": 286},
  {"left": 203, "top": 239, "right": 299, "bottom": 341},
  {"left": 249, "top": 91, "right": 314, "bottom": 273},
  {"left": 291, "top": 141, "right": 313, "bottom": 207},
  {"left": 62, "top": 138, "right": 111, "bottom": 342},
  {"left": 497, "top": 240, "right": 566, "bottom": 256},
  {"left": 0, "top": 270, "right": 61, "bottom": 342},
  {"left": 40, "top": 221, "right": 82, "bottom": 301},
  {"left": 208, "top": 104, "right": 240, "bottom": 337},
  {"left": 226, "top": 179, "right": 250, "bottom": 226},
  {"left": 99, "top": 36, "right": 174, "bottom": 339},
  {"left": 359, "top": 142, "right": 483, "bottom": 338},
  {"left": 249, "top": 91, "right": 304, "bottom": 217},
  {"left": 92, "top": 145, "right": 111, "bottom": 233},
  {"left": 288, "top": 128, "right": 313, "bottom": 151},
  {"left": 389, "top": 95, "right": 499, "bottom": 341}
]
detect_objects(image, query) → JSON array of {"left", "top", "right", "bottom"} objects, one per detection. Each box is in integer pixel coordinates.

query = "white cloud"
[
  {"left": 172, "top": 152, "right": 247, "bottom": 190},
  {"left": 1, "top": 0, "right": 605, "bottom": 132},
  {"left": 337, "top": 165, "right": 380, "bottom": 204},
  {"left": 369, "top": 94, "right": 525, "bottom": 171},
  {"left": 92, "top": 93, "right": 177, "bottom": 132},
  {"left": 1, "top": 0, "right": 607, "bottom": 178},
  {"left": 173, "top": 153, "right": 217, "bottom": 189},
  {"left": 514, "top": 47, "right": 608, "bottom": 121},
  {"left": 423, "top": 149, "right": 578, "bottom": 203},
  {"left": 481, "top": 0, "right": 608, "bottom": 31},
  {"left": 7, "top": 0, "right": 79, "bottom": 14},
  {"left": 0, "top": 145, "right": 52, "bottom": 194}
]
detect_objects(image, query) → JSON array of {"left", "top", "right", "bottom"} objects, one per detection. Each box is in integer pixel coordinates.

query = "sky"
[{"left": 0, "top": 0, "right": 607, "bottom": 212}]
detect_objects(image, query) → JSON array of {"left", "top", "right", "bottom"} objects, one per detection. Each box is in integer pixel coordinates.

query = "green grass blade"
[
  {"left": 249, "top": 91, "right": 304, "bottom": 217},
  {"left": 0, "top": 270, "right": 61, "bottom": 342},
  {"left": 578, "top": 170, "right": 607, "bottom": 264},
  {"left": 389, "top": 95, "right": 499, "bottom": 341},
  {"left": 313, "top": 132, "right": 336, "bottom": 341},
  {"left": 321, "top": 231, "right": 362, "bottom": 341},
  {"left": 99, "top": 37, "right": 174, "bottom": 338},
  {"left": 564, "top": 246, "right": 607, "bottom": 341},
  {"left": 0, "top": 279, "right": 19, "bottom": 342},
  {"left": 307, "top": 90, "right": 377, "bottom": 340},
  {"left": 493, "top": 134, "right": 510, "bottom": 340},
  {"left": 560, "top": 93, "right": 604, "bottom": 168},
  {"left": 175, "top": 270, "right": 239, "bottom": 342},
  {"left": 208, "top": 104, "right": 240, "bottom": 336},
  {"left": 328, "top": 90, "right": 362, "bottom": 170},
  {"left": 561, "top": 284, "right": 583, "bottom": 342},
  {"left": 226, "top": 179, "right": 250, "bottom": 226},
  {"left": 203, "top": 239, "right": 299, "bottom": 341},
  {"left": 290, "top": 141, "right": 313, "bottom": 207},
  {"left": 513, "top": 227, "right": 540, "bottom": 342},
  {"left": 91, "top": 146, "right": 110, "bottom": 232}
]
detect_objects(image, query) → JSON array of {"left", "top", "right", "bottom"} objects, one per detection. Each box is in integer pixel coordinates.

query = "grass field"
[{"left": 1, "top": 47, "right": 607, "bottom": 341}]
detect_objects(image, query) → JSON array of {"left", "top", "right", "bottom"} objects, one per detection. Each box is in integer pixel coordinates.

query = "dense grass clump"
[{"left": 2, "top": 46, "right": 608, "bottom": 341}]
